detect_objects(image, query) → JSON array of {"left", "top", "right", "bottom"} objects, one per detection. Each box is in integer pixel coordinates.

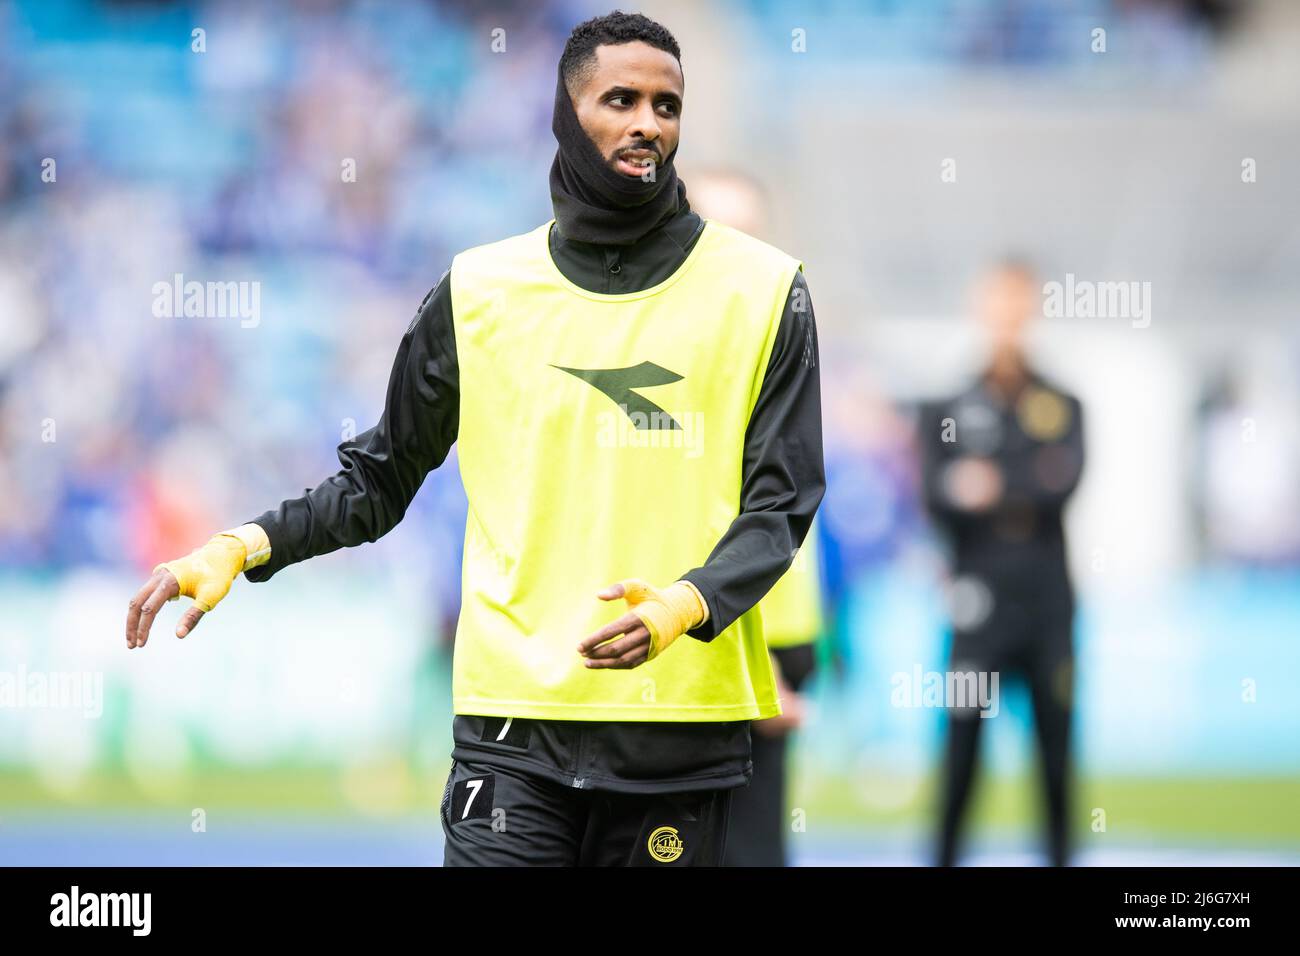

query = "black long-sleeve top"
[
  {"left": 919, "top": 371, "right": 1085, "bottom": 624},
  {"left": 243, "top": 203, "right": 826, "bottom": 793}
]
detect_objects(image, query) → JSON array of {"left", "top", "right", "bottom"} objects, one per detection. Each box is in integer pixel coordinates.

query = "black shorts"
[{"left": 440, "top": 757, "right": 733, "bottom": 866}]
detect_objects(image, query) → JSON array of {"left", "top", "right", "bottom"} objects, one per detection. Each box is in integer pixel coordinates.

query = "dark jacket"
[
  {"left": 919, "top": 370, "right": 1085, "bottom": 626},
  {"left": 243, "top": 204, "right": 826, "bottom": 793}
]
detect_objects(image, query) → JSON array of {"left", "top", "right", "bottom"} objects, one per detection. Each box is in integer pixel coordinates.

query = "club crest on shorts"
[{"left": 647, "top": 825, "right": 684, "bottom": 863}]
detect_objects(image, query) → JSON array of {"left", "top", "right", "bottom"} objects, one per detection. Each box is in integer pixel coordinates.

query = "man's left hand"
[{"left": 577, "top": 579, "right": 704, "bottom": 669}]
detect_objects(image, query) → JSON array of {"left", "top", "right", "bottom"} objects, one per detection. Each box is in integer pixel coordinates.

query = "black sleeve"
[
  {"left": 999, "top": 394, "right": 1085, "bottom": 511},
  {"left": 919, "top": 391, "right": 1085, "bottom": 529},
  {"left": 918, "top": 398, "right": 969, "bottom": 529},
  {"left": 679, "top": 269, "right": 826, "bottom": 641},
  {"left": 243, "top": 272, "right": 459, "bottom": 582}
]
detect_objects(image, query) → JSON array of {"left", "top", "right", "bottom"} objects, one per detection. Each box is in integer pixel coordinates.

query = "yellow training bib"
[
  {"left": 449, "top": 218, "right": 803, "bottom": 721},
  {"left": 759, "top": 516, "right": 825, "bottom": 649}
]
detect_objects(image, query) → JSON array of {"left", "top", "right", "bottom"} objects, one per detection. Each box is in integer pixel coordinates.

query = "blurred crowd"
[
  {"left": 0, "top": 0, "right": 574, "bottom": 574},
  {"left": 0, "top": 0, "right": 915, "bottom": 598},
  {"left": 0, "top": 0, "right": 1280, "bottom": 602}
]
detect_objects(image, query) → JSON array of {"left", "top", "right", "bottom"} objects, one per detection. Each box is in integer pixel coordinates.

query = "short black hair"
[
  {"left": 992, "top": 254, "right": 1038, "bottom": 284},
  {"left": 559, "top": 10, "right": 682, "bottom": 94}
]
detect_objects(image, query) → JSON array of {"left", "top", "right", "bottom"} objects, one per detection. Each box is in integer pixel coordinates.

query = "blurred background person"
[
  {"left": 689, "top": 167, "right": 826, "bottom": 868},
  {"left": 919, "top": 260, "right": 1085, "bottom": 866}
]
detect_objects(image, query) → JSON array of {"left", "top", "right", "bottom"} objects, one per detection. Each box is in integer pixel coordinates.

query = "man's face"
[
  {"left": 568, "top": 41, "right": 683, "bottom": 179},
  {"left": 975, "top": 267, "right": 1039, "bottom": 351}
]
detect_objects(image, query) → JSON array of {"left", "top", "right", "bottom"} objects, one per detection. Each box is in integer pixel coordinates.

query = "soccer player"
[
  {"left": 125, "top": 11, "right": 825, "bottom": 867},
  {"left": 688, "top": 167, "right": 825, "bottom": 867},
  {"left": 919, "top": 260, "right": 1085, "bottom": 867}
]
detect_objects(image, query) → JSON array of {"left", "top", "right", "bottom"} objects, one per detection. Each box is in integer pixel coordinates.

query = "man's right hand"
[
  {"left": 756, "top": 651, "right": 809, "bottom": 737},
  {"left": 126, "top": 533, "right": 247, "bottom": 648},
  {"left": 756, "top": 689, "right": 808, "bottom": 737},
  {"left": 946, "top": 457, "right": 1005, "bottom": 512}
]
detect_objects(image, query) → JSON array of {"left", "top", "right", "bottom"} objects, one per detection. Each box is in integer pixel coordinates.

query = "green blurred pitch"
[
  {"left": 2, "top": 767, "right": 1298, "bottom": 843},
  {"left": 795, "top": 768, "right": 1300, "bottom": 844}
]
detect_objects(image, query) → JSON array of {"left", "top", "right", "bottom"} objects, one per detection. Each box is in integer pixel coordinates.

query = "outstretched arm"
[
  {"left": 244, "top": 273, "right": 459, "bottom": 581},
  {"left": 126, "top": 274, "right": 459, "bottom": 648}
]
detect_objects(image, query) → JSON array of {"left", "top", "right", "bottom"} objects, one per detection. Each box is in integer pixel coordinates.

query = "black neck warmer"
[{"left": 547, "top": 61, "right": 688, "bottom": 247}]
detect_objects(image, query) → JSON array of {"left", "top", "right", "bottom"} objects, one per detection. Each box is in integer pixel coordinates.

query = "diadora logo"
[{"left": 551, "top": 360, "right": 683, "bottom": 429}]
